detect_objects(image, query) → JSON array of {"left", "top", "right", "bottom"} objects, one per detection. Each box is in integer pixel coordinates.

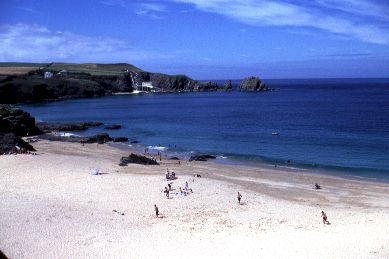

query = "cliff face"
[
  {"left": 144, "top": 73, "right": 199, "bottom": 91},
  {"left": 141, "top": 73, "right": 218, "bottom": 92},
  {"left": 238, "top": 77, "right": 268, "bottom": 91}
]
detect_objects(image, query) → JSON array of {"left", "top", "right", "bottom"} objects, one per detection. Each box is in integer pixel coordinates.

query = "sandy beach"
[{"left": 1, "top": 139, "right": 388, "bottom": 259}]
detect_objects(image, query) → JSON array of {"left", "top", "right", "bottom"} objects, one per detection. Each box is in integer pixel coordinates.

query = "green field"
[{"left": 0, "top": 62, "right": 143, "bottom": 76}]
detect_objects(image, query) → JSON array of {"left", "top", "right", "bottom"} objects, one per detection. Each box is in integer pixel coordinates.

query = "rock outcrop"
[
  {"left": 81, "top": 133, "right": 113, "bottom": 144},
  {"left": 0, "top": 105, "right": 38, "bottom": 154},
  {"left": 0, "top": 133, "right": 35, "bottom": 154},
  {"left": 119, "top": 153, "right": 159, "bottom": 166},
  {"left": 223, "top": 80, "right": 233, "bottom": 91},
  {"left": 113, "top": 137, "right": 128, "bottom": 142},
  {"left": 238, "top": 77, "right": 268, "bottom": 91},
  {"left": 37, "top": 121, "right": 103, "bottom": 132},
  {"left": 0, "top": 106, "right": 39, "bottom": 136},
  {"left": 104, "top": 124, "right": 121, "bottom": 130}
]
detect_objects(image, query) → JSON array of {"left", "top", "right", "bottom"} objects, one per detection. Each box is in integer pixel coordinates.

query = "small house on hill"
[
  {"left": 57, "top": 70, "right": 68, "bottom": 76},
  {"left": 44, "top": 71, "right": 53, "bottom": 79},
  {"left": 140, "top": 82, "right": 155, "bottom": 92}
]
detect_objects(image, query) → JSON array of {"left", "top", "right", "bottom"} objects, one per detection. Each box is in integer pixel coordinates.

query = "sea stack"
[
  {"left": 238, "top": 76, "right": 268, "bottom": 91},
  {"left": 224, "top": 80, "right": 232, "bottom": 91}
]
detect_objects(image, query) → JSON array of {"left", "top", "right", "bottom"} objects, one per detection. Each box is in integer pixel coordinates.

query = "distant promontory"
[{"left": 0, "top": 62, "right": 267, "bottom": 104}]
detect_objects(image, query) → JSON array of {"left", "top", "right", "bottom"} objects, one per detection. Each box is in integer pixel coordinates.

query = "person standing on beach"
[
  {"left": 237, "top": 192, "right": 242, "bottom": 204},
  {"left": 321, "top": 211, "right": 329, "bottom": 224},
  {"left": 154, "top": 204, "right": 159, "bottom": 217},
  {"left": 164, "top": 187, "right": 169, "bottom": 199}
]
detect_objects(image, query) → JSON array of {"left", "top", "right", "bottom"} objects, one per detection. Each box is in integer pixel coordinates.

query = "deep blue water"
[{"left": 20, "top": 78, "right": 389, "bottom": 181}]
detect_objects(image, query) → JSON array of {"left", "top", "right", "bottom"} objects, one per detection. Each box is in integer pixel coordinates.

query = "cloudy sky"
[{"left": 0, "top": 0, "right": 388, "bottom": 79}]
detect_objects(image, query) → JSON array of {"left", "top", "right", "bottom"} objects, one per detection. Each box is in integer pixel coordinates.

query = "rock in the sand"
[
  {"left": 0, "top": 106, "right": 39, "bottom": 154},
  {"left": 104, "top": 124, "right": 122, "bottom": 130},
  {"left": 189, "top": 154, "right": 217, "bottom": 162},
  {"left": 82, "top": 133, "right": 113, "bottom": 144},
  {"left": 0, "top": 133, "right": 36, "bottom": 154},
  {"left": 170, "top": 157, "right": 180, "bottom": 160},
  {"left": 119, "top": 153, "right": 159, "bottom": 166},
  {"left": 113, "top": 137, "right": 128, "bottom": 142},
  {"left": 238, "top": 76, "right": 268, "bottom": 91},
  {"left": 0, "top": 106, "right": 39, "bottom": 136}
]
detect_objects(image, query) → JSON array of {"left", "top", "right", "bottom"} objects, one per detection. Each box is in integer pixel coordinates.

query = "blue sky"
[{"left": 0, "top": 0, "right": 388, "bottom": 79}]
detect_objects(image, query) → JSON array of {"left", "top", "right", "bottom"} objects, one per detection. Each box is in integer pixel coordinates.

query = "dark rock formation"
[
  {"left": 130, "top": 140, "right": 140, "bottom": 144},
  {"left": 83, "top": 122, "right": 103, "bottom": 127},
  {"left": 195, "top": 81, "right": 219, "bottom": 91},
  {"left": 81, "top": 133, "right": 113, "bottom": 144},
  {"left": 170, "top": 157, "right": 180, "bottom": 160},
  {"left": 37, "top": 121, "right": 102, "bottom": 132},
  {"left": 0, "top": 106, "right": 39, "bottom": 136},
  {"left": 223, "top": 80, "right": 233, "bottom": 91},
  {"left": 238, "top": 77, "right": 268, "bottom": 91},
  {"left": 119, "top": 153, "right": 159, "bottom": 166},
  {"left": 104, "top": 124, "right": 121, "bottom": 130},
  {"left": 113, "top": 137, "right": 128, "bottom": 142},
  {"left": 189, "top": 154, "right": 217, "bottom": 162},
  {"left": 0, "top": 106, "right": 39, "bottom": 154},
  {"left": 0, "top": 133, "right": 36, "bottom": 154}
]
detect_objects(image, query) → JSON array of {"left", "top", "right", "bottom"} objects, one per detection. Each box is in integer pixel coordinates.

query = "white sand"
[{"left": 1, "top": 139, "right": 388, "bottom": 259}]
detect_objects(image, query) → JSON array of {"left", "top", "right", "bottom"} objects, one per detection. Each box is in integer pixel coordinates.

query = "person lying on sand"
[{"left": 321, "top": 211, "right": 329, "bottom": 224}]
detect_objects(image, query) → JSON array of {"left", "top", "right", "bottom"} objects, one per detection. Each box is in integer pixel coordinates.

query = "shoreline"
[
  {"left": 109, "top": 140, "right": 389, "bottom": 184},
  {"left": 1, "top": 139, "right": 389, "bottom": 258}
]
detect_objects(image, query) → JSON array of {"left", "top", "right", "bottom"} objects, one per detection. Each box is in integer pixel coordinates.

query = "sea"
[{"left": 20, "top": 78, "right": 389, "bottom": 181}]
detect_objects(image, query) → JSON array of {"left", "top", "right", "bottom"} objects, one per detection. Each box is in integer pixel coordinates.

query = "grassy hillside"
[
  {"left": 48, "top": 63, "right": 143, "bottom": 76},
  {"left": 0, "top": 62, "right": 143, "bottom": 76}
]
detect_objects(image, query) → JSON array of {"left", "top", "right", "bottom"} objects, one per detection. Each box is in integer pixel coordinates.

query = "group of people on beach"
[
  {"left": 162, "top": 174, "right": 193, "bottom": 200},
  {"left": 165, "top": 168, "right": 176, "bottom": 180},
  {"left": 156, "top": 170, "right": 330, "bottom": 224}
]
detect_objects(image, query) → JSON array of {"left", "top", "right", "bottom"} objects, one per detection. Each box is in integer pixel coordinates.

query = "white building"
[
  {"left": 44, "top": 71, "right": 53, "bottom": 79},
  {"left": 140, "top": 82, "right": 155, "bottom": 92}
]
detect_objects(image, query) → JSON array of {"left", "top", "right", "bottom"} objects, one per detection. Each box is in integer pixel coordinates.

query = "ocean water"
[{"left": 20, "top": 78, "right": 389, "bottom": 180}]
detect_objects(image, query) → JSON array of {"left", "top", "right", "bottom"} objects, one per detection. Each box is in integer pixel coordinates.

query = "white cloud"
[
  {"left": 0, "top": 24, "right": 171, "bottom": 62},
  {"left": 141, "top": 3, "right": 166, "bottom": 12},
  {"left": 100, "top": 1, "right": 167, "bottom": 18},
  {"left": 170, "top": 0, "right": 389, "bottom": 44}
]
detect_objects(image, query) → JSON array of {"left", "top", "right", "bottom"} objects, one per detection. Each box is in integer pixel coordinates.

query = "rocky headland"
[{"left": 0, "top": 63, "right": 268, "bottom": 104}]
